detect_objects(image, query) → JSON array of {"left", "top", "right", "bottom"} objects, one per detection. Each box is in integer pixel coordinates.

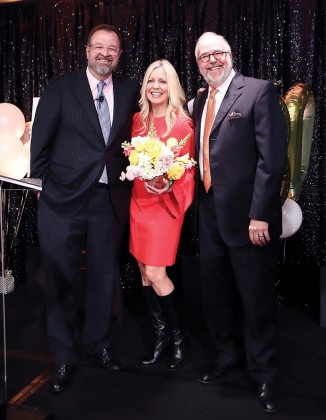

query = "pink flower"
[{"left": 123, "top": 146, "right": 133, "bottom": 157}]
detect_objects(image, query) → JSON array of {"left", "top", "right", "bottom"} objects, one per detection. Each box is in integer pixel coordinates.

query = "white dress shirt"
[{"left": 199, "top": 69, "right": 236, "bottom": 180}]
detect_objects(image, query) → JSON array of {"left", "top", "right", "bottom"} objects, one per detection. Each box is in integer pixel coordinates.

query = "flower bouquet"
[{"left": 119, "top": 126, "right": 196, "bottom": 186}]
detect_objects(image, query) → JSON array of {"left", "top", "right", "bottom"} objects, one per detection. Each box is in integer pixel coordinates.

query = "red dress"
[{"left": 129, "top": 113, "right": 195, "bottom": 266}]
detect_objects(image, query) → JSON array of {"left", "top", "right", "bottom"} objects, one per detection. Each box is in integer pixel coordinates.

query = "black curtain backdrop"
[{"left": 0, "top": 0, "right": 325, "bottom": 274}]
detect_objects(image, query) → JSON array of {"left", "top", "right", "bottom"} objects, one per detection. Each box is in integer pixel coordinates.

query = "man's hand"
[{"left": 248, "top": 219, "right": 270, "bottom": 246}]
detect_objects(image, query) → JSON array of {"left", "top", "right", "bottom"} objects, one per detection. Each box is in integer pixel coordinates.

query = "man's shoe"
[
  {"left": 198, "top": 363, "right": 229, "bottom": 384},
  {"left": 257, "top": 383, "right": 280, "bottom": 414},
  {"left": 88, "top": 348, "right": 122, "bottom": 371},
  {"left": 50, "top": 364, "right": 75, "bottom": 393}
]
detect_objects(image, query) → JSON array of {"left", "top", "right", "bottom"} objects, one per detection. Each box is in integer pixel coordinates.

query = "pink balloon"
[
  {"left": 2, "top": 151, "right": 29, "bottom": 179},
  {"left": 0, "top": 103, "right": 25, "bottom": 139},
  {"left": 0, "top": 134, "right": 25, "bottom": 175}
]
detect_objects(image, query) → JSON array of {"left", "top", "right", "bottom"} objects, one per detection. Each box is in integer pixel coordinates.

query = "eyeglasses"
[
  {"left": 89, "top": 44, "right": 120, "bottom": 55},
  {"left": 198, "top": 51, "right": 229, "bottom": 63}
]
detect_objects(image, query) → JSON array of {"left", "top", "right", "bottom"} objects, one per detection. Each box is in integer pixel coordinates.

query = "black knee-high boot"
[
  {"left": 158, "top": 290, "right": 188, "bottom": 370},
  {"left": 142, "top": 286, "right": 170, "bottom": 365}
]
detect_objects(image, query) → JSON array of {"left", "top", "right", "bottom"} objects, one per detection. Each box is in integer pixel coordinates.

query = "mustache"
[{"left": 96, "top": 53, "right": 113, "bottom": 61}]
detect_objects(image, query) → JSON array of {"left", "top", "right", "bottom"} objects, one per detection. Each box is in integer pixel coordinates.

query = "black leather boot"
[
  {"left": 169, "top": 328, "right": 188, "bottom": 370},
  {"left": 158, "top": 290, "right": 188, "bottom": 370},
  {"left": 141, "top": 286, "right": 170, "bottom": 365}
]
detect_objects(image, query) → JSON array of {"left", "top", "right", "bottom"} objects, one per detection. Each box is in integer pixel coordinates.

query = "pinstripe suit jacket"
[
  {"left": 193, "top": 72, "right": 287, "bottom": 246},
  {"left": 30, "top": 68, "right": 139, "bottom": 223}
]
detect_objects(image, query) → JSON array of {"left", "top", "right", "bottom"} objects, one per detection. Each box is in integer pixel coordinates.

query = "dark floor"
[{"left": 1, "top": 267, "right": 326, "bottom": 420}]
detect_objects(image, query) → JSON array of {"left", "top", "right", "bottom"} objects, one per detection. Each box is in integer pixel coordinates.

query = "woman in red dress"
[{"left": 130, "top": 60, "right": 195, "bottom": 369}]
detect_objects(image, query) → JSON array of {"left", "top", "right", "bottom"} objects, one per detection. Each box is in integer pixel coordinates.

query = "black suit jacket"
[
  {"left": 30, "top": 68, "right": 139, "bottom": 223},
  {"left": 193, "top": 72, "right": 287, "bottom": 246}
]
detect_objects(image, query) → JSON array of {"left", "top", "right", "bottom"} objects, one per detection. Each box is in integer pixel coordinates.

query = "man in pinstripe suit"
[{"left": 30, "top": 24, "right": 139, "bottom": 393}]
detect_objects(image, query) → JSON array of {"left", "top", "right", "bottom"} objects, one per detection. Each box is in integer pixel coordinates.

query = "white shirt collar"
[
  {"left": 86, "top": 67, "right": 112, "bottom": 93},
  {"left": 208, "top": 68, "right": 235, "bottom": 95}
]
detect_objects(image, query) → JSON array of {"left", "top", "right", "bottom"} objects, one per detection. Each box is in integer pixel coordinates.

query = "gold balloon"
[
  {"left": 280, "top": 157, "right": 291, "bottom": 205},
  {"left": 283, "top": 83, "right": 315, "bottom": 201},
  {"left": 279, "top": 95, "right": 291, "bottom": 204}
]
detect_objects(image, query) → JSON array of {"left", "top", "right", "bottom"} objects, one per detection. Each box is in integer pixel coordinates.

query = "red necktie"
[{"left": 203, "top": 88, "right": 217, "bottom": 192}]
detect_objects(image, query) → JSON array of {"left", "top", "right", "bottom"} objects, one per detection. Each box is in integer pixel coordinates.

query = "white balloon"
[{"left": 280, "top": 198, "right": 303, "bottom": 238}]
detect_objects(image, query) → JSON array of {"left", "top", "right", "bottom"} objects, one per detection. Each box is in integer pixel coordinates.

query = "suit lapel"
[
  {"left": 194, "top": 90, "right": 208, "bottom": 150},
  {"left": 211, "top": 72, "right": 244, "bottom": 132},
  {"left": 74, "top": 69, "right": 103, "bottom": 139},
  {"left": 107, "top": 74, "right": 125, "bottom": 147},
  {"left": 194, "top": 73, "right": 244, "bottom": 141}
]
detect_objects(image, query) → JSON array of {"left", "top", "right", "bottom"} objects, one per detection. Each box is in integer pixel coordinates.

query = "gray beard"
[
  {"left": 95, "top": 63, "right": 114, "bottom": 76},
  {"left": 205, "top": 71, "right": 229, "bottom": 86},
  {"left": 202, "top": 65, "right": 232, "bottom": 86}
]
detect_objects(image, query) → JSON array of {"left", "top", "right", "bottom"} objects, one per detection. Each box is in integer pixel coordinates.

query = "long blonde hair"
[{"left": 138, "top": 59, "right": 189, "bottom": 136}]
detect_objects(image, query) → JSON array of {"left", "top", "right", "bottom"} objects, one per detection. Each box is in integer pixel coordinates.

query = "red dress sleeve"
[{"left": 131, "top": 112, "right": 147, "bottom": 137}]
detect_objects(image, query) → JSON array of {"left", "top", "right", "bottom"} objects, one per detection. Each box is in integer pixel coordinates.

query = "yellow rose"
[
  {"left": 167, "top": 162, "right": 185, "bottom": 180},
  {"left": 144, "top": 138, "right": 163, "bottom": 159},
  {"left": 134, "top": 140, "right": 144, "bottom": 152},
  {"left": 129, "top": 150, "right": 139, "bottom": 165},
  {"left": 166, "top": 137, "right": 178, "bottom": 149}
]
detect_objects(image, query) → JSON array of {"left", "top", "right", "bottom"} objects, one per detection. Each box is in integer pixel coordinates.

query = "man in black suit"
[
  {"left": 30, "top": 24, "right": 139, "bottom": 393},
  {"left": 192, "top": 32, "right": 287, "bottom": 413}
]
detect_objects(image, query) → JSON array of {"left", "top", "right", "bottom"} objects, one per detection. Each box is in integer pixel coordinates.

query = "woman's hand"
[{"left": 145, "top": 176, "right": 172, "bottom": 194}]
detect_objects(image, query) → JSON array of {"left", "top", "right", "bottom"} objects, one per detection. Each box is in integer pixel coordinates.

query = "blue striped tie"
[{"left": 97, "top": 81, "right": 110, "bottom": 183}]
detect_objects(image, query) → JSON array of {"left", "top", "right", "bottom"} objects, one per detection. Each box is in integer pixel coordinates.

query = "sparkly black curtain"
[{"left": 0, "top": 0, "right": 325, "bottom": 280}]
